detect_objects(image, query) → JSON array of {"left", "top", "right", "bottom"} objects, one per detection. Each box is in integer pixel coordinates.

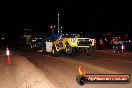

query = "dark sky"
[{"left": 1, "top": 1, "right": 132, "bottom": 36}]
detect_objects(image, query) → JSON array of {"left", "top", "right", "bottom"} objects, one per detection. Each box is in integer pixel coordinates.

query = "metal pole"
[
  {"left": 60, "top": 26, "right": 62, "bottom": 35},
  {"left": 58, "top": 14, "right": 59, "bottom": 34}
]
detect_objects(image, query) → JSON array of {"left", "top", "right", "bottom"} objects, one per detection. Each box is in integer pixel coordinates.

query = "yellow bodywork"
[{"left": 52, "top": 35, "right": 96, "bottom": 51}]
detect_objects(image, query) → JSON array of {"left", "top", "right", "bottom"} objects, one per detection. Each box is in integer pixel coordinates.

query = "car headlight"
[{"left": 89, "top": 39, "right": 93, "bottom": 42}]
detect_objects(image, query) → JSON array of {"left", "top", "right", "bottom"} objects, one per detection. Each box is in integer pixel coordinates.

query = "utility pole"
[
  {"left": 58, "top": 14, "right": 59, "bottom": 35},
  {"left": 60, "top": 26, "right": 63, "bottom": 35}
]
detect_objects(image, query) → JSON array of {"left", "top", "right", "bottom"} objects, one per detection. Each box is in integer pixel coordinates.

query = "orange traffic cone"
[{"left": 6, "top": 47, "right": 11, "bottom": 65}]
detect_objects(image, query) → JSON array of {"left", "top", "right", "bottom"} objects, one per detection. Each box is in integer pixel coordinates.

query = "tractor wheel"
[
  {"left": 52, "top": 45, "right": 60, "bottom": 57},
  {"left": 70, "top": 48, "right": 77, "bottom": 57}
]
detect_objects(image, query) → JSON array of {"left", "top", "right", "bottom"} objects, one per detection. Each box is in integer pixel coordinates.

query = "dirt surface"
[
  {"left": 20, "top": 49, "right": 132, "bottom": 88},
  {"left": 0, "top": 52, "right": 56, "bottom": 88},
  {"left": 0, "top": 49, "right": 132, "bottom": 88}
]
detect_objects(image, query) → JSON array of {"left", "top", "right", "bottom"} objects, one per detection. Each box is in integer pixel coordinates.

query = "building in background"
[{"left": 20, "top": 29, "right": 32, "bottom": 46}]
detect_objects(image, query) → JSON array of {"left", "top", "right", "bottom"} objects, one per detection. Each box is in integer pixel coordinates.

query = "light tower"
[{"left": 58, "top": 14, "right": 59, "bottom": 34}]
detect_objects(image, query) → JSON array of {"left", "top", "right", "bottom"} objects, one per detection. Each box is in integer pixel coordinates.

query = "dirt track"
[{"left": 0, "top": 53, "right": 56, "bottom": 88}]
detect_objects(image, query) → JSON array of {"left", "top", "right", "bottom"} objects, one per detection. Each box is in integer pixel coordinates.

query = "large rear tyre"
[
  {"left": 52, "top": 45, "right": 60, "bottom": 57},
  {"left": 65, "top": 42, "right": 77, "bottom": 56},
  {"left": 70, "top": 48, "right": 77, "bottom": 57}
]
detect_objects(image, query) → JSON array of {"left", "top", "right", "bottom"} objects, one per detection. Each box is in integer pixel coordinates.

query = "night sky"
[{"left": 1, "top": 1, "right": 132, "bottom": 38}]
